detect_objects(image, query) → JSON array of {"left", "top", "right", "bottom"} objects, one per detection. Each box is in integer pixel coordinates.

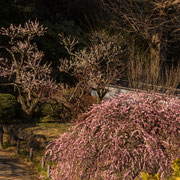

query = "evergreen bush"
[
  {"left": 41, "top": 103, "right": 63, "bottom": 118},
  {"left": 0, "top": 93, "right": 17, "bottom": 123}
]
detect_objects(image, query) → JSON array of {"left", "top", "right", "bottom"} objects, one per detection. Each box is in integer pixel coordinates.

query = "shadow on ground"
[{"left": 0, "top": 152, "right": 39, "bottom": 180}]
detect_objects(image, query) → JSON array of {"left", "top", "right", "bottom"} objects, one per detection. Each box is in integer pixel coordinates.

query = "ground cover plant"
[
  {"left": 46, "top": 92, "right": 180, "bottom": 180},
  {"left": 139, "top": 158, "right": 180, "bottom": 180}
]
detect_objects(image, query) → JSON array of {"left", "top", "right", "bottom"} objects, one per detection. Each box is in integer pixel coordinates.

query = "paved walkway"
[{"left": 0, "top": 151, "right": 39, "bottom": 180}]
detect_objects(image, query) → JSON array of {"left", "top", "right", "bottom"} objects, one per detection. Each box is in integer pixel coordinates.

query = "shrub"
[
  {"left": 54, "top": 87, "right": 97, "bottom": 122},
  {"left": 41, "top": 103, "right": 63, "bottom": 117},
  {"left": 0, "top": 93, "right": 17, "bottom": 123},
  {"left": 46, "top": 92, "right": 180, "bottom": 180},
  {"left": 139, "top": 172, "right": 160, "bottom": 180}
]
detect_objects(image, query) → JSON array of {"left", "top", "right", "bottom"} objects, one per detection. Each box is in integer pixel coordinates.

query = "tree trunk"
[
  {"left": 97, "top": 88, "right": 108, "bottom": 104},
  {"left": 149, "top": 34, "right": 162, "bottom": 86},
  {"left": 150, "top": 34, "right": 168, "bottom": 86},
  {"left": 17, "top": 93, "right": 39, "bottom": 121},
  {"left": 160, "top": 35, "right": 168, "bottom": 82}
]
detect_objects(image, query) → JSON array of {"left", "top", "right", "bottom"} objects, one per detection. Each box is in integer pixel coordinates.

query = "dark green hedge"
[
  {"left": 41, "top": 103, "right": 63, "bottom": 117},
  {"left": 0, "top": 93, "right": 17, "bottom": 123}
]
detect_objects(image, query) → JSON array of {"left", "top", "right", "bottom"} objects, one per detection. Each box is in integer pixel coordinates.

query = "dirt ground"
[
  {"left": 0, "top": 149, "right": 39, "bottom": 180},
  {"left": 0, "top": 123, "right": 73, "bottom": 180}
]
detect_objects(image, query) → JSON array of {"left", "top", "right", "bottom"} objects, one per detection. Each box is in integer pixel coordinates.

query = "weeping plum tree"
[
  {"left": 0, "top": 20, "right": 58, "bottom": 119},
  {"left": 46, "top": 93, "right": 180, "bottom": 180}
]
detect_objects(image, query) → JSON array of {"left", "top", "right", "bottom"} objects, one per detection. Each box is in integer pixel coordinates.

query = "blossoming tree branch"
[{"left": 0, "top": 20, "right": 58, "bottom": 118}]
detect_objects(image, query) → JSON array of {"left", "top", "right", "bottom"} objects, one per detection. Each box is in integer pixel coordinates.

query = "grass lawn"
[{"left": 18, "top": 122, "right": 74, "bottom": 141}]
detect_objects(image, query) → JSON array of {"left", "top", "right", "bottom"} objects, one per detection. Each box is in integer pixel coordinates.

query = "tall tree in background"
[
  {"left": 0, "top": 0, "right": 37, "bottom": 27},
  {"left": 100, "top": 0, "right": 180, "bottom": 88},
  {"left": 100, "top": 0, "right": 179, "bottom": 64}
]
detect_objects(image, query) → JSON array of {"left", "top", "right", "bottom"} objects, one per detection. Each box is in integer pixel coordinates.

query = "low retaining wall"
[{"left": 91, "top": 85, "right": 180, "bottom": 100}]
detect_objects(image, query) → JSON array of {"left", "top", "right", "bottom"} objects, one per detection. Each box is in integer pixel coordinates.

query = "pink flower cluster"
[{"left": 46, "top": 92, "right": 180, "bottom": 180}]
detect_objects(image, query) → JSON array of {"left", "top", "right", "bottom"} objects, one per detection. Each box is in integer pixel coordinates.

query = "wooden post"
[
  {"left": 30, "top": 148, "right": 33, "bottom": 161},
  {"left": 47, "top": 165, "right": 51, "bottom": 178},
  {"left": 0, "top": 132, "right": 3, "bottom": 148},
  {"left": 7, "top": 133, "right": 11, "bottom": 145},
  {"left": 16, "top": 139, "right": 20, "bottom": 154},
  {"left": 41, "top": 156, "right": 45, "bottom": 169}
]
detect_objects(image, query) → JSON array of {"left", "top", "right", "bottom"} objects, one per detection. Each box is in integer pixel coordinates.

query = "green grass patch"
[{"left": 17, "top": 122, "right": 74, "bottom": 141}]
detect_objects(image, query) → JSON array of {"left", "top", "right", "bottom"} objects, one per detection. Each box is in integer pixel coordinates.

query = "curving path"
[{"left": 0, "top": 150, "right": 39, "bottom": 180}]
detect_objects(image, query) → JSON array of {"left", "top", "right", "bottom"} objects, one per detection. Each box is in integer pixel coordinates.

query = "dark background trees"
[
  {"left": 100, "top": 0, "right": 180, "bottom": 89},
  {"left": 0, "top": 0, "right": 102, "bottom": 67}
]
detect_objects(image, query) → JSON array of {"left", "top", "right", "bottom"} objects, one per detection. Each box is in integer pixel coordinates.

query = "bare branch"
[{"left": 59, "top": 31, "right": 125, "bottom": 103}]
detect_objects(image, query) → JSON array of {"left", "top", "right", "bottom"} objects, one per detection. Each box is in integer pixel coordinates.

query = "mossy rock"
[{"left": 0, "top": 93, "right": 17, "bottom": 123}]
